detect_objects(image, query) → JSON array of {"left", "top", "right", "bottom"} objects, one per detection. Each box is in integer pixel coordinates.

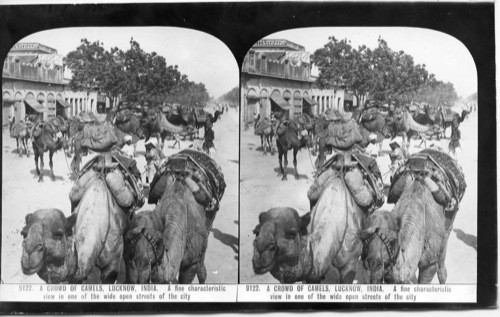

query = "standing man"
[
  {"left": 253, "top": 111, "right": 260, "bottom": 130},
  {"left": 365, "top": 133, "right": 379, "bottom": 158},
  {"left": 203, "top": 124, "right": 215, "bottom": 156},
  {"left": 121, "top": 135, "right": 135, "bottom": 158},
  {"left": 389, "top": 140, "right": 405, "bottom": 183},
  {"left": 449, "top": 122, "right": 461, "bottom": 157}
]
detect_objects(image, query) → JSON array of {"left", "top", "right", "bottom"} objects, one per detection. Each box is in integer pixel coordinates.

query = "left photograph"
[{"left": 1, "top": 27, "right": 239, "bottom": 284}]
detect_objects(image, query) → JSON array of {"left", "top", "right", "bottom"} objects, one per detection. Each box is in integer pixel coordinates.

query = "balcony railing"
[
  {"left": 2, "top": 59, "right": 63, "bottom": 84},
  {"left": 242, "top": 56, "right": 312, "bottom": 82}
]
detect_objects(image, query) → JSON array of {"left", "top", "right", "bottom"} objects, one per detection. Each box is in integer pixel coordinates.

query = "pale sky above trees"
[
  {"left": 19, "top": 27, "right": 239, "bottom": 99},
  {"left": 265, "top": 27, "right": 477, "bottom": 98}
]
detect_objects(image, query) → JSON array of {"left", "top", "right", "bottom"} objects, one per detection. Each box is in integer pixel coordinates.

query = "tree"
[
  {"left": 65, "top": 39, "right": 109, "bottom": 92},
  {"left": 121, "top": 40, "right": 181, "bottom": 106},
  {"left": 312, "top": 37, "right": 373, "bottom": 106},
  {"left": 369, "top": 38, "right": 429, "bottom": 104},
  {"left": 218, "top": 86, "right": 239, "bottom": 104},
  {"left": 414, "top": 79, "right": 458, "bottom": 106},
  {"left": 312, "top": 36, "right": 431, "bottom": 107},
  {"left": 65, "top": 38, "right": 210, "bottom": 110}
]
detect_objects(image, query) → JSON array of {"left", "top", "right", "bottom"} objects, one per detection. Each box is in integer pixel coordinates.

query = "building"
[
  {"left": 240, "top": 39, "right": 345, "bottom": 126},
  {"left": 2, "top": 42, "right": 110, "bottom": 129}
]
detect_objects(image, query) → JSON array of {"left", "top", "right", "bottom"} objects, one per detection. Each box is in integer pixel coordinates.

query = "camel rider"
[
  {"left": 121, "top": 135, "right": 135, "bottom": 158},
  {"left": 365, "top": 133, "right": 379, "bottom": 158},
  {"left": 389, "top": 140, "right": 405, "bottom": 182},
  {"left": 8, "top": 113, "right": 15, "bottom": 131},
  {"left": 253, "top": 112, "right": 260, "bottom": 130}
]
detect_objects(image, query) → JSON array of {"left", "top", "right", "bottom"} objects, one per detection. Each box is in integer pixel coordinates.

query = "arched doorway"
[
  {"left": 293, "top": 91, "right": 302, "bottom": 118},
  {"left": 246, "top": 88, "right": 260, "bottom": 124},
  {"left": 259, "top": 89, "right": 269, "bottom": 118},
  {"left": 47, "top": 94, "right": 56, "bottom": 119}
]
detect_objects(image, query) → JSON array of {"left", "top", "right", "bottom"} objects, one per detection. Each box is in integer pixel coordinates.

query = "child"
[
  {"left": 203, "top": 125, "right": 215, "bottom": 156},
  {"left": 172, "top": 133, "right": 181, "bottom": 149},
  {"left": 389, "top": 140, "right": 405, "bottom": 183},
  {"left": 144, "top": 137, "right": 165, "bottom": 184},
  {"left": 449, "top": 122, "right": 461, "bottom": 157}
]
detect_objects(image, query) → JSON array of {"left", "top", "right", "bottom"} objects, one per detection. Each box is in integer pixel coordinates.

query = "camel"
[
  {"left": 390, "top": 179, "right": 451, "bottom": 284},
  {"left": 386, "top": 107, "right": 433, "bottom": 152},
  {"left": 253, "top": 173, "right": 365, "bottom": 284},
  {"left": 72, "top": 176, "right": 129, "bottom": 283},
  {"left": 20, "top": 209, "right": 78, "bottom": 284},
  {"left": 32, "top": 123, "right": 68, "bottom": 182},
  {"left": 154, "top": 173, "right": 211, "bottom": 284},
  {"left": 142, "top": 108, "right": 185, "bottom": 148},
  {"left": 10, "top": 120, "right": 31, "bottom": 157},
  {"left": 254, "top": 118, "right": 275, "bottom": 155},
  {"left": 123, "top": 210, "right": 165, "bottom": 284},
  {"left": 276, "top": 121, "right": 311, "bottom": 180},
  {"left": 441, "top": 108, "right": 469, "bottom": 136},
  {"left": 360, "top": 210, "right": 399, "bottom": 284},
  {"left": 183, "top": 108, "right": 222, "bottom": 139},
  {"left": 315, "top": 120, "right": 380, "bottom": 170},
  {"left": 413, "top": 105, "right": 444, "bottom": 140}
]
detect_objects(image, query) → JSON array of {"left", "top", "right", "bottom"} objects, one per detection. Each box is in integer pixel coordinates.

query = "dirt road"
[
  {"left": 240, "top": 112, "right": 477, "bottom": 284},
  {"left": 1, "top": 107, "right": 239, "bottom": 284}
]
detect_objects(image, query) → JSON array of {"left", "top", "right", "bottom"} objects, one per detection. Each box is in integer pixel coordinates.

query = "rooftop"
[
  {"left": 253, "top": 39, "right": 305, "bottom": 51},
  {"left": 9, "top": 42, "right": 58, "bottom": 55}
]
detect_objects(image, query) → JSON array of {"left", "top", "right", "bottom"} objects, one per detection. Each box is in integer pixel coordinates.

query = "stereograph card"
[{"left": 0, "top": 0, "right": 496, "bottom": 313}]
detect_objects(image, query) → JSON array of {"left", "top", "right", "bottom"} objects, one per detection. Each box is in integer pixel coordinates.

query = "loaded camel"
[
  {"left": 32, "top": 122, "right": 68, "bottom": 182},
  {"left": 276, "top": 120, "right": 311, "bottom": 180},
  {"left": 254, "top": 118, "right": 276, "bottom": 155}
]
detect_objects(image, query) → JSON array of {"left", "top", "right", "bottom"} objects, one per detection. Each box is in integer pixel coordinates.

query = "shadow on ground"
[
  {"left": 211, "top": 228, "right": 238, "bottom": 255},
  {"left": 453, "top": 228, "right": 477, "bottom": 251},
  {"left": 273, "top": 167, "right": 309, "bottom": 180},
  {"left": 29, "top": 169, "right": 65, "bottom": 181}
]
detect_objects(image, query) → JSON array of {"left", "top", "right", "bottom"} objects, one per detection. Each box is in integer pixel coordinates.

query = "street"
[
  {"left": 240, "top": 111, "right": 477, "bottom": 284},
  {"left": 1, "top": 107, "right": 239, "bottom": 284}
]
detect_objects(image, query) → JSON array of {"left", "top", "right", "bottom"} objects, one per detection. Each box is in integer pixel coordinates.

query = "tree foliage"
[
  {"left": 413, "top": 79, "right": 458, "bottom": 106},
  {"left": 218, "top": 86, "right": 239, "bottom": 104},
  {"left": 312, "top": 36, "right": 437, "bottom": 106},
  {"left": 65, "top": 38, "right": 210, "bottom": 109}
]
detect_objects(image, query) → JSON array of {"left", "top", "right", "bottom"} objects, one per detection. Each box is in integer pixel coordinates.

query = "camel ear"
[
  {"left": 252, "top": 224, "right": 262, "bottom": 236},
  {"left": 258, "top": 212, "right": 269, "bottom": 224},
  {"left": 299, "top": 212, "right": 311, "bottom": 235},
  {"left": 65, "top": 213, "right": 77, "bottom": 236},
  {"left": 360, "top": 227, "right": 377, "bottom": 241},
  {"left": 25, "top": 213, "right": 33, "bottom": 225}
]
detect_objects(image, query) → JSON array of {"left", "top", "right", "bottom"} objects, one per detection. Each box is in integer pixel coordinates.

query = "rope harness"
[{"left": 128, "top": 229, "right": 164, "bottom": 284}]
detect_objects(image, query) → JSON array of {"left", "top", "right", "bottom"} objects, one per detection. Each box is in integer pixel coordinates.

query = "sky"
[
  {"left": 19, "top": 27, "right": 239, "bottom": 99},
  {"left": 265, "top": 27, "right": 478, "bottom": 98}
]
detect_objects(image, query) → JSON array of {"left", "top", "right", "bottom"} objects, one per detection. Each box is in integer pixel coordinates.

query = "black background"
[{"left": 0, "top": 1, "right": 496, "bottom": 313}]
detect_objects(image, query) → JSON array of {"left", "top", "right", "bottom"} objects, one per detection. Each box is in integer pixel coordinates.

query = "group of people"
[{"left": 118, "top": 124, "right": 216, "bottom": 186}]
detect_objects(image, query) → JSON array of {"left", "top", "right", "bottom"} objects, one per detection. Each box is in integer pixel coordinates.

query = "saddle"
[
  {"left": 311, "top": 150, "right": 385, "bottom": 212},
  {"left": 149, "top": 149, "right": 226, "bottom": 226},
  {"left": 389, "top": 148, "right": 466, "bottom": 214},
  {"left": 74, "top": 153, "right": 145, "bottom": 211}
]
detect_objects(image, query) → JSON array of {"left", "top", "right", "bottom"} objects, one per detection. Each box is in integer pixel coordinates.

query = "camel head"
[
  {"left": 390, "top": 180, "right": 433, "bottom": 283},
  {"left": 425, "top": 105, "right": 438, "bottom": 122},
  {"left": 360, "top": 210, "right": 399, "bottom": 283},
  {"left": 252, "top": 208, "right": 310, "bottom": 275},
  {"left": 146, "top": 109, "right": 160, "bottom": 127},
  {"left": 21, "top": 209, "right": 75, "bottom": 276},
  {"left": 124, "top": 211, "right": 164, "bottom": 284}
]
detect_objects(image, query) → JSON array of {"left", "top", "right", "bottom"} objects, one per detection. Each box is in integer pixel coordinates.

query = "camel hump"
[{"left": 390, "top": 149, "right": 466, "bottom": 211}]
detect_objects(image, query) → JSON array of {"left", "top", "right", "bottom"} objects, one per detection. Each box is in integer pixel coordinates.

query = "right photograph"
[{"left": 239, "top": 28, "right": 477, "bottom": 284}]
